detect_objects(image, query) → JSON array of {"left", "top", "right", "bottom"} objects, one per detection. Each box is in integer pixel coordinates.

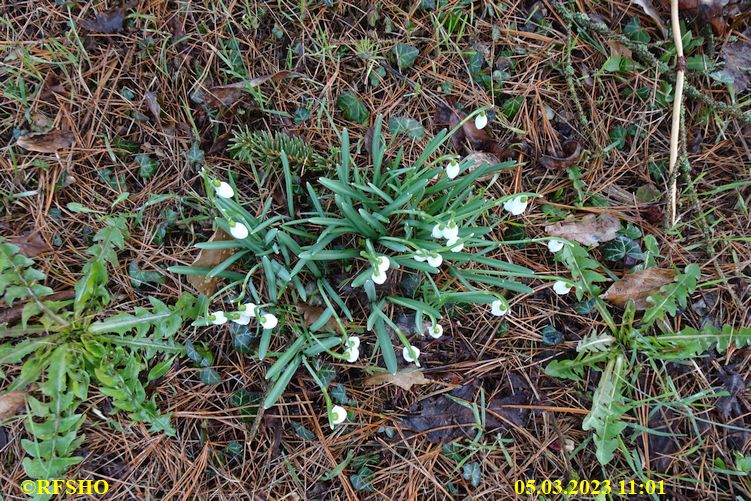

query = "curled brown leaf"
[
  {"left": 186, "top": 229, "right": 233, "bottom": 296},
  {"left": 0, "top": 391, "right": 27, "bottom": 420},
  {"left": 7, "top": 231, "right": 51, "bottom": 258},
  {"left": 17, "top": 130, "right": 75, "bottom": 153},
  {"left": 195, "top": 71, "right": 294, "bottom": 108},
  {"left": 364, "top": 369, "right": 432, "bottom": 391},
  {"left": 545, "top": 213, "right": 620, "bottom": 246},
  {"left": 601, "top": 268, "right": 676, "bottom": 309},
  {"left": 539, "top": 140, "right": 582, "bottom": 170}
]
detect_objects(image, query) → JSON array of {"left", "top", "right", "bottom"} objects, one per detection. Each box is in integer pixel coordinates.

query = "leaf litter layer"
[{"left": 1, "top": 0, "right": 750, "bottom": 499}]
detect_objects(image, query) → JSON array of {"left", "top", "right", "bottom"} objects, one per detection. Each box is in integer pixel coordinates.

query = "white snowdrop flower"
[
  {"left": 213, "top": 180, "right": 234, "bottom": 199},
  {"left": 427, "top": 252, "right": 443, "bottom": 268},
  {"left": 443, "top": 220, "right": 459, "bottom": 241},
  {"left": 238, "top": 302, "right": 257, "bottom": 319},
  {"left": 503, "top": 195, "right": 529, "bottom": 216},
  {"left": 432, "top": 223, "right": 445, "bottom": 239},
  {"left": 375, "top": 255, "right": 390, "bottom": 273},
  {"left": 402, "top": 345, "right": 421, "bottom": 365},
  {"left": 428, "top": 322, "right": 443, "bottom": 339},
  {"left": 258, "top": 313, "right": 278, "bottom": 330},
  {"left": 445, "top": 160, "right": 460, "bottom": 179},
  {"left": 210, "top": 311, "right": 227, "bottom": 325},
  {"left": 346, "top": 336, "right": 360, "bottom": 350},
  {"left": 475, "top": 111, "right": 488, "bottom": 130},
  {"left": 491, "top": 299, "right": 509, "bottom": 317},
  {"left": 413, "top": 249, "right": 429, "bottom": 262},
  {"left": 446, "top": 236, "right": 464, "bottom": 252},
  {"left": 553, "top": 280, "right": 572, "bottom": 295},
  {"left": 330, "top": 405, "right": 347, "bottom": 425},
  {"left": 231, "top": 313, "right": 251, "bottom": 325},
  {"left": 343, "top": 346, "right": 359, "bottom": 363},
  {"left": 547, "top": 239, "right": 565, "bottom": 253},
  {"left": 371, "top": 267, "right": 388, "bottom": 285},
  {"left": 228, "top": 220, "right": 249, "bottom": 239}
]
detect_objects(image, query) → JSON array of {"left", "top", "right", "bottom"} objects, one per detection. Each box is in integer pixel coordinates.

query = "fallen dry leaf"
[
  {"left": 40, "top": 72, "right": 65, "bottom": 100},
  {"left": 632, "top": 0, "right": 666, "bottom": 35},
  {"left": 295, "top": 304, "right": 343, "bottom": 332},
  {"left": 195, "top": 71, "right": 294, "bottom": 108},
  {"left": 601, "top": 268, "right": 676, "bottom": 309},
  {"left": 399, "top": 379, "right": 530, "bottom": 443},
  {"left": 717, "top": 41, "right": 751, "bottom": 93},
  {"left": 17, "top": 130, "right": 75, "bottom": 153},
  {"left": 539, "top": 140, "right": 582, "bottom": 170},
  {"left": 364, "top": 369, "right": 432, "bottom": 391},
  {"left": 0, "top": 391, "right": 27, "bottom": 419},
  {"left": 545, "top": 213, "right": 621, "bottom": 247},
  {"left": 186, "top": 228, "right": 233, "bottom": 296},
  {"left": 144, "top": 91, "right": 161, "bottom": 121},
  {"left": 435, "top": 99, "right": 506, "bottom": 157},
  {"left": 80, "top": 2, "right": 135, "bottom": 34},
  {"left": 7, "top": 231, "right": 51, "bottom": 258},
  {"left": 607, "top": 39, "right": 633, "bottom": 59}
]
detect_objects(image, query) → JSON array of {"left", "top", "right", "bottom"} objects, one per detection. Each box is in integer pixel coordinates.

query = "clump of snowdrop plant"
[{"left": 178, "top": 114, "right": 541, "bottom": 428}]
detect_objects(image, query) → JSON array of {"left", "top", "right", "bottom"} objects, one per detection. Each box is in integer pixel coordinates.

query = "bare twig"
[{"left": 668, "top": 0, "right": 686, "bottom": 227}]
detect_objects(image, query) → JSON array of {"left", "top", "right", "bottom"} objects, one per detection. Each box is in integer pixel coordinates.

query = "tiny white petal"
[
  {"left": 239, "top": 302, "right": 257, "bottom": 318},
  {"left": 446, "top": 236, "right": 464, "bottom": 252},
  {"left": 210, "top": 311, "right": 227, "bottom": 325},
  {"left": 371, "top": 268, "right": 388, "bottom": 284},
  {"left": 346, "top": 336, "right": 360, "bottom": 350},
  {"left": 229, "top": 220, "right": 249, "bottom": 239},
  {"left": 231, "top": 313, "right": 251, "bottom": 325},
  {"left": 491, "top": 300, "right": 509, "bottom": 317},
  {"left": 475, "top": 112, "right": 488, "bottom": 130},
  {"left": 413, "top": 249, "right": 429, "bottom": 262},
  {"left": 427, "top": 253, "right": 443, "bottom": 268},
  {"left": 259, "top": 313, "right": 278, "bottom": 330},
  {"left": 443, "top": 221, "right": 459, "bottom": 241},
  {"left": 376, "top": 255, "right": 390, "bottom": 272},
  {"left": 214, "top": 181, "right": 234, "bottom": 199},
  {"left": 432, "top": 224, "right": 445, "bottom": 239},
  {"left": 445, "top": 161, "right": 460, "bottom": 179},
  {"left": 402, "top": 345, "right": 421, "bottom": 365},
  {"left": 330, "top": 405, "right": 347, "bottom": 425},
  {"left": 344, "top": 347, "right": 359, "bottom": 362},
  {"left": 547, "top": 239, "right": 564, "bottom": 253},
  {"left": 553, "top": 280, "right": 572, "bottom": 295},
  {"left": 428, "top": 323, "right": 443, "bottom": 339},
  {"left": 503, "top": 195, "right": 529, "bottom": 216}
]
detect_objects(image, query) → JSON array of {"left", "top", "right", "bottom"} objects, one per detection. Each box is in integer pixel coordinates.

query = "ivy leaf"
[
  {"left": 392, "top": 43, "right": 419, "bottom": 69},
  {"left": 462, "top": 462, "right": 482, "bottom": 487},
  {"left": 136, "top": 154, "right": 159, "bottom": 179},
  {"left": 602, "top": 235, "right": 643, "bottom": 263},
  {"left": 388, "top": 116, "right": 425, "bottom": 139},
  {"left": 336, "top": 92, "right": 369, "bottom": 124}
]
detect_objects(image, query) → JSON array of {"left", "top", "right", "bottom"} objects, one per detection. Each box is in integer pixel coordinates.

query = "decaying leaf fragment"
[
  {"left": 399, "top": 379, "right": 531, "bottom": 443},
  {"left": 186, "top": 228, "right": 234, "bottom": 296},
  {"left": 7, "top": 231, "right": 51, "bottom": 258},
  {"left": 364, "top": 369, "right": 432, "bottom": 391},
  {"left": 601, "top": 267, "right": 676, "bottom": 309},
  {"left": 194, "top": 71, "right": 294, "bottom": 108},
  {"left": 539, "top": 140, "right": 582, "bottom": 170},
  {"left": 545, "top": 214, "right": 621, "bottom": 246},
  {"left": 0, "top": 391, "right": 27, "bottom": 419},
  {"left": 17, "top": 130, "right": 75, "bottom": 153},
  {"left": 295, "top": 304, "right": 343, "bottom": 332},
  {"left": 80, "top": 2, "right": 136, "bottom": 34}
]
